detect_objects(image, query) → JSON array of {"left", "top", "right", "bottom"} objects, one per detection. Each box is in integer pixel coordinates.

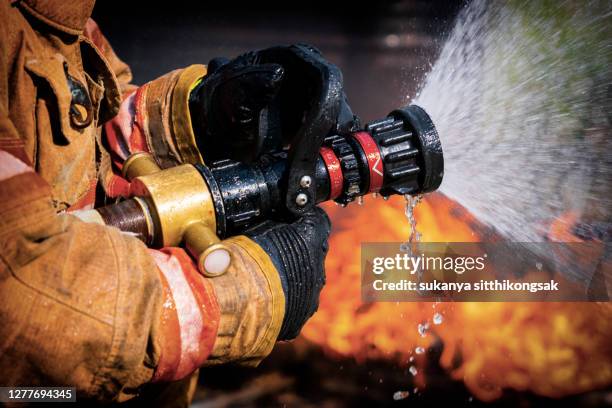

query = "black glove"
[
  {"left": 294, "top": 44, "right": 359, "bottom": 134},
  {"left": 246, "top": 206, "right": 331, "bottom": 341},
  {"left": 190, "top": 45, "right": 360, "bottom": 165},
  {"left": 189, "top": 53, "right": 285, "bottom": 163}
]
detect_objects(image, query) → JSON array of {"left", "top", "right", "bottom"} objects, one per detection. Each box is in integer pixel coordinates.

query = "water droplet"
[
  {"left": 393, "top": 390, "right": 410, "bottom": 400},
  {"left": 409, "top": 365, "right": 418, "bottom": 376},
  {"left": 415, "top": 346, "right": 425, "bottom": 354},
  {"left": 433, "top": 312, "right": 443, "bottom": 325},
  {"left": 418, "top": 322, "right": 429, "bottom": 337}
]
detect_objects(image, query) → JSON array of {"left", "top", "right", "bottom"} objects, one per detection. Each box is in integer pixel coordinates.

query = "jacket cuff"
[
  {"left": 135, "top": 65, "right": 206, "bottom": 168},
  {"left": 205, "top": 235, "right": 285, "bottom": 367},
  {"left": 170, "top": 65, "right": 206, "bottom": 165}
]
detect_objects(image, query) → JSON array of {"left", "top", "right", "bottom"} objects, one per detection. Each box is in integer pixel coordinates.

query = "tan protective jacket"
[{"left": 0, "top": 0, "right": 284, "bottom": 405}]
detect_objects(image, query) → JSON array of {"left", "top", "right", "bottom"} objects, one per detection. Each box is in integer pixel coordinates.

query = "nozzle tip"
[{"left": 391, "top": 105, "right": 444, "bottom": 193}]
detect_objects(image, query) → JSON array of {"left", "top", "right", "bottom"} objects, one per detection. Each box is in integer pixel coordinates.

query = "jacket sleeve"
[
  {"left": 84, "top": 19, "right": 206, "bottom": 199},
  {"left": 0, "top": 145, "right": 161, "bottom": 401},
  {"left": 0, "top": 148, "right": 284, "bottom": 402}
]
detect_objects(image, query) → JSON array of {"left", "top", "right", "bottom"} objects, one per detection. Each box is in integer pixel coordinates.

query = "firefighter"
[{"left": 0, "top": 0, "right": 332, "bottom": 405}]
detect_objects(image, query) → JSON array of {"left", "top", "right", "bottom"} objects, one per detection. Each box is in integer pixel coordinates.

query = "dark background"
[{"left": 91, "top": 0, "right": 463, "bottom": 123}]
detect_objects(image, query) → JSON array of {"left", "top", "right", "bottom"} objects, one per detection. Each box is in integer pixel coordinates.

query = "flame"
[{"left": 302, "top": 193, "right": 612, "bottom": 401}]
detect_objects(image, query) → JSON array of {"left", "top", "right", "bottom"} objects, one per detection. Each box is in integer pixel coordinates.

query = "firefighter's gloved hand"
[
  {"left": 246, "top": 207, "right": 331, "bottom": 340},
  {"left": 299, "top": 44, "right": 358, "bottom": 134},
  {"left": 189, "top": 53, "right": 284, "bottom": 163}
]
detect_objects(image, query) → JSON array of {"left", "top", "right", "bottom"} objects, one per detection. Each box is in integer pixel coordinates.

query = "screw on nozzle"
[
  {"left": 300, "top": 175, "right": 312, "bottom": 188},
  {"left": 296, "top": 193, "right": 309, "bottom": 206}
]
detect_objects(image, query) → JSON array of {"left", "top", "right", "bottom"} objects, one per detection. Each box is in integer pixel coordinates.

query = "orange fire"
[{"left": 302, "top": 193, "right": 612, "bottom": 401}]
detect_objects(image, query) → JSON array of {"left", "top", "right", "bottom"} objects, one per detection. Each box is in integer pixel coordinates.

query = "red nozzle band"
[
  {"left": 352, "top": 131, "right": 384, "bottom": 193},
  {"left": 319, "top": 146, "right": 343, "bottom": 200}
]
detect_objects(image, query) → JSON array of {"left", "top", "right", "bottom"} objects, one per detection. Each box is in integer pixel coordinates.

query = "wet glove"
[
  {"left": 189, "top": 54, "right": 284, "bottom": 163},
  {"left": 246, "top": 206, "right": 331, "bottom": 340}
]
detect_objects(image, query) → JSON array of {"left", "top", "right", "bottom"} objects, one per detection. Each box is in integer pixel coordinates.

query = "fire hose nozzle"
[
  {"left": 196, "top": 104, "right": 444, "bottom": 235},
  {"left": 319, "top": 104, "right": 444, "bottom": 205},
  {"left": 93, "top": 104, "right": 443, "bottom": 268}
]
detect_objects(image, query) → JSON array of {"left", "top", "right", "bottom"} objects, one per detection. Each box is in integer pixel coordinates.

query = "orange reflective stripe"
[
  {"left": 0, "top": 150, "right": 33, "bottom": 182},
  {"left": 149, "top": 248, "right": 220, "bottom": 382}
]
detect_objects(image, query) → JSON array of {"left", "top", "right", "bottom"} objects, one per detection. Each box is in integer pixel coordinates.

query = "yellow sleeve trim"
[
  {"left": 226, "top": 235, "right": 286, "bottom": 365},
  {"left": 170, "top": 64, "right": 207, "bottom": 165}
]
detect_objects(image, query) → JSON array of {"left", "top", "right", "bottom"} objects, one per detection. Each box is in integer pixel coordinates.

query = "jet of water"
[{"left": 414, "top": 0, "right": 611, "bottom": 243}]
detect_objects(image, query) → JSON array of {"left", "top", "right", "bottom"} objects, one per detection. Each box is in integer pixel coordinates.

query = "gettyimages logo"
[{"left": 371, "top": 253, "right": 487, "bottom": 275}]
